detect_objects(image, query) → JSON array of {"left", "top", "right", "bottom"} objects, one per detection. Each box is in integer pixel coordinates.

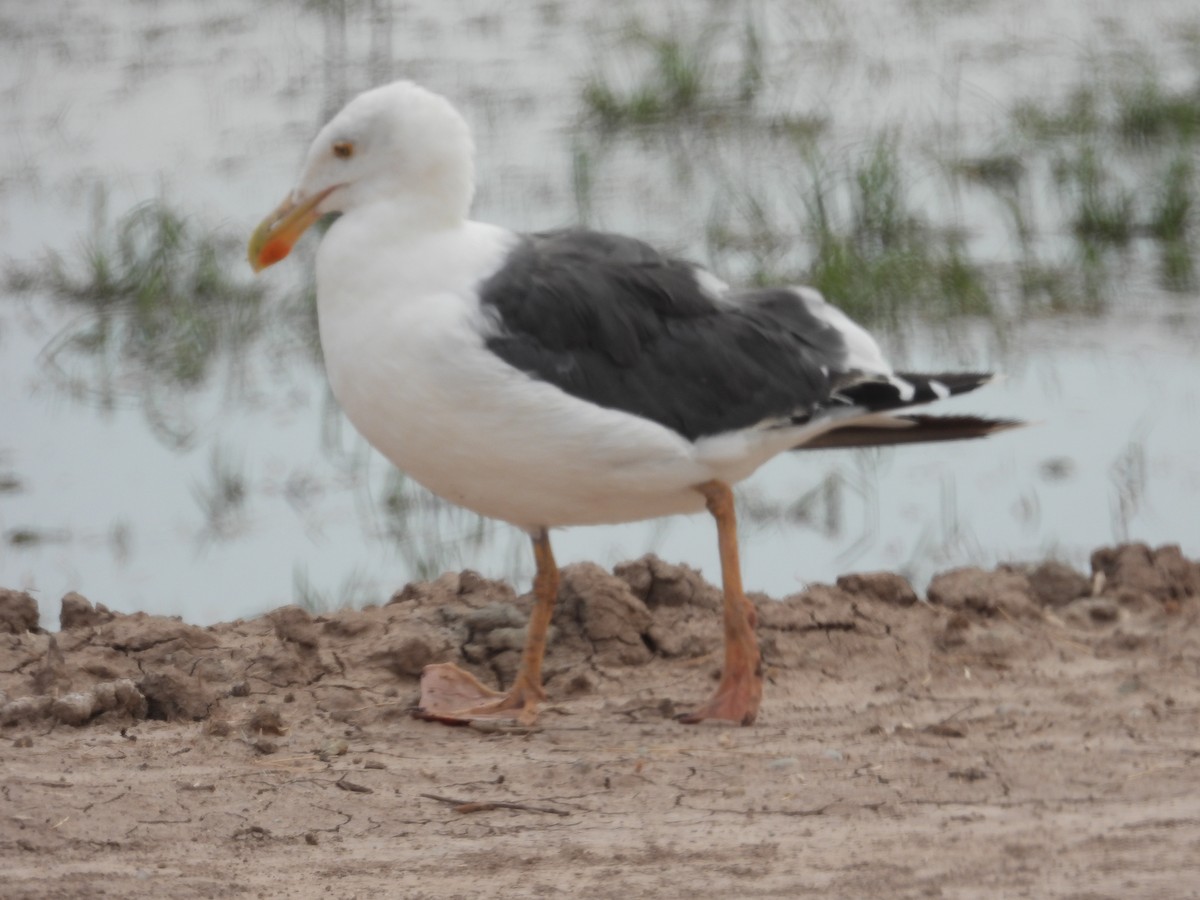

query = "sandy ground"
[{"left": 2, "top": 543, "right": 1199, "bottom": 899}]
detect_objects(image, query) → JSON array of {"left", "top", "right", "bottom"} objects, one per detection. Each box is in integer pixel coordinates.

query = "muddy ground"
[{"left": 2, "top": 543, "right": 1199, "bottom": 899}]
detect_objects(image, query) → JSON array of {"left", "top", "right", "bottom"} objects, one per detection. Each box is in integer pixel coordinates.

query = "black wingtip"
[
  {"left": 893, "top": 371, "right": 999, "bottom": 404},
  {"left": 833, "top": 371, "right": 998, "bottom": 412}
]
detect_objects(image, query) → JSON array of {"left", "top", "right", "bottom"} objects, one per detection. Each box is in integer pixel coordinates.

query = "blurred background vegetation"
[{"left": 1, "top": 0, "right": 1198, "bottom": 619}]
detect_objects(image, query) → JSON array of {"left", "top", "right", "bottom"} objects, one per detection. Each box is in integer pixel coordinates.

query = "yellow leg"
[
  {"left": 677, "top": 480, "right": 763, "bottom": 726},
  {"left": 415, "top": 529, "right": 558, "bottom": 726}
]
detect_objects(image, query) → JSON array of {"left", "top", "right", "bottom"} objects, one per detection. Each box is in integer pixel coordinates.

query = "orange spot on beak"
[
  {"left": 259, "top": 238, "right": 293, "bottom": 267},
  {"left": 247, "top": 184, "right": 341, "bottom": 273}
]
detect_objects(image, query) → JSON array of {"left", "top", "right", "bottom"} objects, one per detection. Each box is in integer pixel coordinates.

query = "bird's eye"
[{"left": 332, "top": 141, "right": 355, "bottom": 159}]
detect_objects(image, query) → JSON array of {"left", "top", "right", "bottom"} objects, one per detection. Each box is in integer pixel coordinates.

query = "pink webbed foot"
[{"left": 414, "top": 662, "right": 544, "bottom": 726}]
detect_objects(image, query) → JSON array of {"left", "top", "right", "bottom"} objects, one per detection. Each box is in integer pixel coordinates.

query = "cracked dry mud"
[{"left": 2, "top": 544, "right": 1199, "bottom": 899}]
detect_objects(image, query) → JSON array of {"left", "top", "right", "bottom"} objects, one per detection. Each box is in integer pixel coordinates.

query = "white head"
[{"left": 249, "top": 81, "right": 475, "bottom": 271}]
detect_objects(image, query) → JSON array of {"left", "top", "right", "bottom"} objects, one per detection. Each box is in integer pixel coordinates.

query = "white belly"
[{"left": 319, "top": 289, "right": 721, "bottom": 528}]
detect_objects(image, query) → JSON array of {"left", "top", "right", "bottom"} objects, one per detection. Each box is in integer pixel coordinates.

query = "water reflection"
[
  {"left": 8, "top": 194, "right": 268, "bottom": 446},
  {"left": 1, "top": 0, "right": 1199, "bottom": 626}
]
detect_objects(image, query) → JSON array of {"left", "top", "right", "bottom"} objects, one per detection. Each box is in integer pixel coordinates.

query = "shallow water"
[{"left": 2, "top": 0, "right": 1199, "bottom": 626}]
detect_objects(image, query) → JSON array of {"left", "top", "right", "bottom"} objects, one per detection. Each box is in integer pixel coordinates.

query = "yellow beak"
[{"left": 247, "top": 185, "right": 340, "bottom": 272}]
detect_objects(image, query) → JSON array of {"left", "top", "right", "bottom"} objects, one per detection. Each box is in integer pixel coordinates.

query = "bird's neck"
[
  {"left": 315, "top": 207, "right": 516, "bottom": 320},
  {"left": 343, "top": 185, "right": 468, "bottom": 236}
]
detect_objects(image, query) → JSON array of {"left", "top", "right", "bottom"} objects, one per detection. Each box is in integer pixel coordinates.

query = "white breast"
[{"left": 314, "top": 215, "right": 717, "bottom": 528}]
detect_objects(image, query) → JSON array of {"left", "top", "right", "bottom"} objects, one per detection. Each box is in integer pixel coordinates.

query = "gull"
[{"left": 249, "top": 81, "right": 1018, "bottom": 726}]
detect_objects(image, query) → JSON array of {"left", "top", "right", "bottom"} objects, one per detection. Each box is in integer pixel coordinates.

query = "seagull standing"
[{"left": 249, "top": 81, "right": 1018, "bottom": 726}]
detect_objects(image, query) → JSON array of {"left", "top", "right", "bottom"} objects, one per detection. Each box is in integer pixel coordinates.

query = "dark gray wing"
[{"left": 477, "top": 229, "right": 851, "bottom": 442}]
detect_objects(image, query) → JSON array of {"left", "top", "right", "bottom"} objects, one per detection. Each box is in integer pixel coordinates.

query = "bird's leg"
[
  {"left": 415, "top": 529, "right": 558, "bottom": 726},
  {"left": 678, "top": 480, "right": 763, "bottom": 726},
  {"left": 509, "top": 529, "right": 558, "bottom": 704}
]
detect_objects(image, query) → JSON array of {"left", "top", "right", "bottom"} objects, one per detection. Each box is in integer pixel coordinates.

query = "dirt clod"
[
  {"left": 59, "top": 591, "right": 115, "bottom": 630},
  {"left": 139, "top": 671, "right": 216, "bottom": 721},
  {"left": 270, "top": 606, "right": 320, "bottom": 648},
  {"left": 1024, "top": 560, "right": 1091, "bottom": 607},
  {"left": 556, "top": 563, "right": 655, "bottom": 666},
  {"left": 0, "top": 588, "right": 40, "bottom": 634},
  {"left": 247, "top": 706, "right": 287, "bottom": 735},
  {"left": 1091, "top": 543, "right": 1200, "bottom": 605},
  {"left": 616, "top": 555, "right": 721, "bottom": 611},
  {"left": 836, "top": 571, "right": 918, "bottom": 606},
  {"left": 926, "top": 567, "right": 1036, "bottom": 617}
]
